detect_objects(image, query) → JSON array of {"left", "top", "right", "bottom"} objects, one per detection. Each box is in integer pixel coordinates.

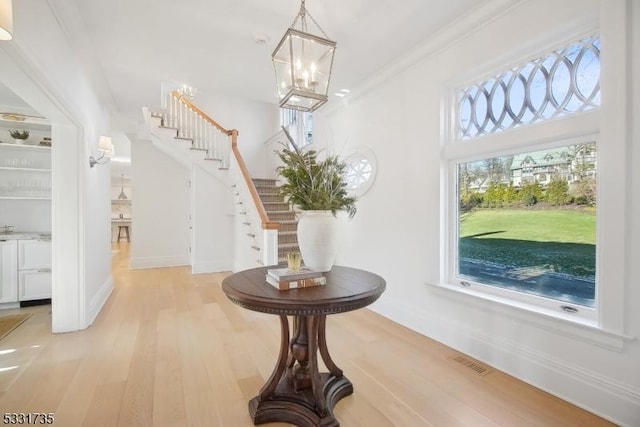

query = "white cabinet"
[
  {"left": 0, "top": 240, "right": 18, "bottom": 303},
  {"left": 18, "top": 239, "right": 52, "bottom": 269},
  {"left": 18, "top": 239, "right": 52, "bottom": 301},
  {"left": 19, "top": 270, "right": 52, "bottom": 302}
]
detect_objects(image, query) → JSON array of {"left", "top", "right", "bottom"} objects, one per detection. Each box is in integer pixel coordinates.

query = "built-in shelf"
[
  {"left": 0, "top": 142, "right": 51, "bottom": 151},
  {"left": 0, "top": 114, "right": 50, "bottom": 132},
  {"left": 0, "top": 167, "right": 52, "bottom": 172},
  {"left": 0, "top": 196, "right": 51, "bottom": 200},
  {"left": 0, "top": 141, "right": 52, "bottom": 200}
]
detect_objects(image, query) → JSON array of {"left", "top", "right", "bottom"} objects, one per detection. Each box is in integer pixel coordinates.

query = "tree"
[
  {"left": 570, "top": 142, "right": 597, "bottom": 180},
  {"left": 484, "top": 183, "right": 507, "bottom": 207},
  {"left": 546, "top": 178, "right": 570, "bottom": 206},
  {"left": 502, "top": 184, "right": 519, "bottom": 205},
  {"left": 571, "top": 177, "right": 596, "bottom": 206},
  {"left": 520, "top": 182, "right": 543, "bottom": 206}
]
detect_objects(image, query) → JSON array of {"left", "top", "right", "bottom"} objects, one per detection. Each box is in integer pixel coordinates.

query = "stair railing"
[
  {"left": 163, "top": 91, "right": 279, "bottom": 265},
  {"left": 166, "top": 91, "right": 231, "bottom": 167}
]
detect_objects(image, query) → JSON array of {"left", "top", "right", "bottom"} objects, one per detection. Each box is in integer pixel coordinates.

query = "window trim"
[
  {"left": 439, "top": 16, "right": 630, "bottom": 346},
  {"left": 445, "top": 132, "right": 600, "bottom": 323}
]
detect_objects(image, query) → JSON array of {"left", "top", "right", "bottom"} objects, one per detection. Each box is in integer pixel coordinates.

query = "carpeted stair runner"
[{"left": 252, "top": 178, "right": 299, "bottom": 262}]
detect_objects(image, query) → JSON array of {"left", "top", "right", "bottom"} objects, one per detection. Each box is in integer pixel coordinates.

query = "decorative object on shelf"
[
  {"left": 276, "top": 129, "right": 356, "bottom": 272},
  {"left": 9, "top": 129, "right": 29, "bottom": 144},
  {"left": 272, "top": 0, "right": 336, "bottom": 112},
  {"left": 117, "top": 173, "right": 128, "bottom": 200},
  {"left": 1, "top": 112, "right": 25, "bottom": 121},
  {"left": 89, "top": 135, "right": 114, "bottom": 167},
  {"left": 0, "top": 0, "right": 13, "bottom": 41},
  {"left": 39, "top": 137, "right": 51, "bottom": 147}
]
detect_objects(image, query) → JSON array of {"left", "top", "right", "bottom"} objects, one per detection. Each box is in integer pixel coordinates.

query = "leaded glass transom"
[{"left": 457, "top": 35, "right": 600, "bottom": 139}]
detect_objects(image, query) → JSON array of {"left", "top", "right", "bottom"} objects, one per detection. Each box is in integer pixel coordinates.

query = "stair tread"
[{"left": 278, "top": 243, "right": 300, "bottom": 249}]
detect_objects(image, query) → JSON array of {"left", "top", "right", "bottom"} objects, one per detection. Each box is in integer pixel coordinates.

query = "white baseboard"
[
  {"left": 129, "top": 255, "right": 190, "bottom": 270},
  {"left": 85, "top": 275, "right": 113, "bottom": 328},
  {"left": 192, "top": 259, "right": 232, "bottom": 274},
  {"left": 368, "top": 297, "right": 640, "bottom": 427}
]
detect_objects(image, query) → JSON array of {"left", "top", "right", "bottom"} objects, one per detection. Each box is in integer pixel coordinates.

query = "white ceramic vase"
[{"left": 296, "top": 210, "right": 339, "bottom": 272}]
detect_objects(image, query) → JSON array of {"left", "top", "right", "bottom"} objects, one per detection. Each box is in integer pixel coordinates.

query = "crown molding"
[{"left": 323, "top": 0, "right": 526, "bottom": 116}]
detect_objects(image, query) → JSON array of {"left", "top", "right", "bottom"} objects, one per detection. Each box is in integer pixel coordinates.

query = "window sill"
[{"left": 427, "top": 281, "right": 634, "bottom": 352}]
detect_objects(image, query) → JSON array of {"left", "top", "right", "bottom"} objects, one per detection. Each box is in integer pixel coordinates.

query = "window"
[
  {"left": 457, "top": 142, "right": 597, "bottom": 308},
  {"left": 445, "top": 35, "right": 601, "bottom": 321},
  {"left": 458, "top": 35, "right": 600, "bottom": 139},
  {"left": 280, "top": 109, "right": 313, "bottom": 148},
  {"left": 343, "top": 148, "right": 377, "bottom": 197}
]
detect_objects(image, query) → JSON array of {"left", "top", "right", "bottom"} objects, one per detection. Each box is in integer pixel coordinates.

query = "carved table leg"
[
  {"left": 258, "top": 315, "right": 289, "bottom": 399},
  {"left": 248, "top": 314, "right": 353, "bottom": 427}
]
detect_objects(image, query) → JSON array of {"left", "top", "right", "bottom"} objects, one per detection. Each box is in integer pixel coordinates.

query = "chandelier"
[
  {"left": 177, "top": 84, "right": 196, "bottom": 101},
  {"left": 272, "top": 0, "right": 336, "bottom": 112}
]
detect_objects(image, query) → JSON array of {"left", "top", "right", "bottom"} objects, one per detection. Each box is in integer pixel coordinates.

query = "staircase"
[
  {"left": 252, "top": 179, "right": 299, "bottom": 263},
  {"left": 143, "top": 91, "right": 298, "bottom": 269}
]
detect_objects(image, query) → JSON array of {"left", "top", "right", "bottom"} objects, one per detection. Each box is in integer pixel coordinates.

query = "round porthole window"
[{"left": 343, "top": 147, "right": 376, "bottom": 197}]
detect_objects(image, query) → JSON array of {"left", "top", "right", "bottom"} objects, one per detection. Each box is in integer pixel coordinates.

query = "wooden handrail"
[
  {"left": 230, "top": 130, "right": 279, "bottom": 230},
  {"left": 169, "top": 91, "right": 231, "bottom": 136},
  {"left": 168, "top": 91, "right": 278, "bottom": 230}
]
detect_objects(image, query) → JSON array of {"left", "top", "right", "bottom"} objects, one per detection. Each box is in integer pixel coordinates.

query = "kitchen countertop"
[{"left": 0, "top": 231, "right": 52, "bottom": 240}]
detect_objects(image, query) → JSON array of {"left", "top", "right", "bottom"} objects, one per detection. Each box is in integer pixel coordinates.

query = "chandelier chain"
[{"left": 288, "top": 0, "right": 330, "bottom": 39}]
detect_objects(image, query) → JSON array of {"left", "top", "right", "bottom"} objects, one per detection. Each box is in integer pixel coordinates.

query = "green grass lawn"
[{"left": 459, "top": 208, "right": 596, "bottom": 278}]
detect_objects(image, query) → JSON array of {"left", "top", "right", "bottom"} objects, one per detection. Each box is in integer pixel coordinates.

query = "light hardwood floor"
[{"left": 0, "top": 242, "right": 615, "bottom": 426}]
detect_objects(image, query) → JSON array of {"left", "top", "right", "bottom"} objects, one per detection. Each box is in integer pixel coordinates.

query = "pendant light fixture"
[
  {"left": 0, "top": 0, "right": 13, "bottom": 41},
  {"left": 272, "top": 0, "right": 336, "bottom": 112},
  {"left": 118, "top": 174, "right": 128, "bottom": 200}
]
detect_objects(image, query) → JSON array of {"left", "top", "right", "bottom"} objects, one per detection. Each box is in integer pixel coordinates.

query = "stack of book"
[{"left": 265, "top": 267, "right": 326, "bottom": 290}]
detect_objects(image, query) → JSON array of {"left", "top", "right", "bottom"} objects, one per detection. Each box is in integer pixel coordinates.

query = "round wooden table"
[{"left": 222, "top": 265, "right": 386, "bottom": 427}]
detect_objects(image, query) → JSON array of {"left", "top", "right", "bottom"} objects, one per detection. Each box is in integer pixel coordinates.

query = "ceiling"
[
  {"left": 4, "top": 0, "right": 490, "bottom": 182},
  {"left": 63, "top": 0, "right": 488, "bottom": 121}
]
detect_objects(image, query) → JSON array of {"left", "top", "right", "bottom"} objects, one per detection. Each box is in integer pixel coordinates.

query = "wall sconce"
[
  {"left": 0, "top": 0, "right": 13, "bottom": 41},
  {"left": 89, "top": 136, "right": 114, "bottom": 167}
]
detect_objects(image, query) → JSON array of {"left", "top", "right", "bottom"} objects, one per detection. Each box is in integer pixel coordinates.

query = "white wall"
[
  {"left": 315, "top": 0, "right": 639, "bottom": 425},
  {"left": 0, "top": 201, "right": 51, "bottom": 232},
  {"left": 191, "top": 165, "right": 234, "bottom": 273},
  {"left": 197, "top": 93, "right": 279, "bottom": 177},
  {"left": 129, "top": 139, "right": 191, "bottom": 269},
  {"left": 1, "top": 0, "right": 113, "bottom": 331}
]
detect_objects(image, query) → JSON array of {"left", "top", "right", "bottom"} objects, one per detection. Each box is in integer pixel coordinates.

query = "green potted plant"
[
  {"left": 276, "top": 132, "right": 356, "bottom": 271},
  {"left": 9, "top": 130, "right": 29, "bottom": 145}
]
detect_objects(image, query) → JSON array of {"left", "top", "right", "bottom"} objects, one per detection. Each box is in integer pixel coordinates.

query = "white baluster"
[
  {"left": 223, "top": 134, "right": 230, "bottom": 168},
  {"left": 181, "top": 102, "right": 186, "bottom": 138},
  {"left": 185, "top": 107, "right": 190, "bottom": 140},
  {"left": 197, "top": 114, "right": 201, "bottom": 145},
  {"left": 208, "top": 123, "right": 213, "bottom": 158},
  {"left": 173, "top": 95, "right": 179, "bottom": 130},
  {"left": 167, "top": 94, "right": 174, "bottom": 128},
  {"left": 184, "top": 103, "right": 189, "bottom": 138},
  {"left": 190, "top": 109, "right": 195, "bottom": 141},
  {"left": 215, "top": 130, "right": 221, "bottom": 160}
]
